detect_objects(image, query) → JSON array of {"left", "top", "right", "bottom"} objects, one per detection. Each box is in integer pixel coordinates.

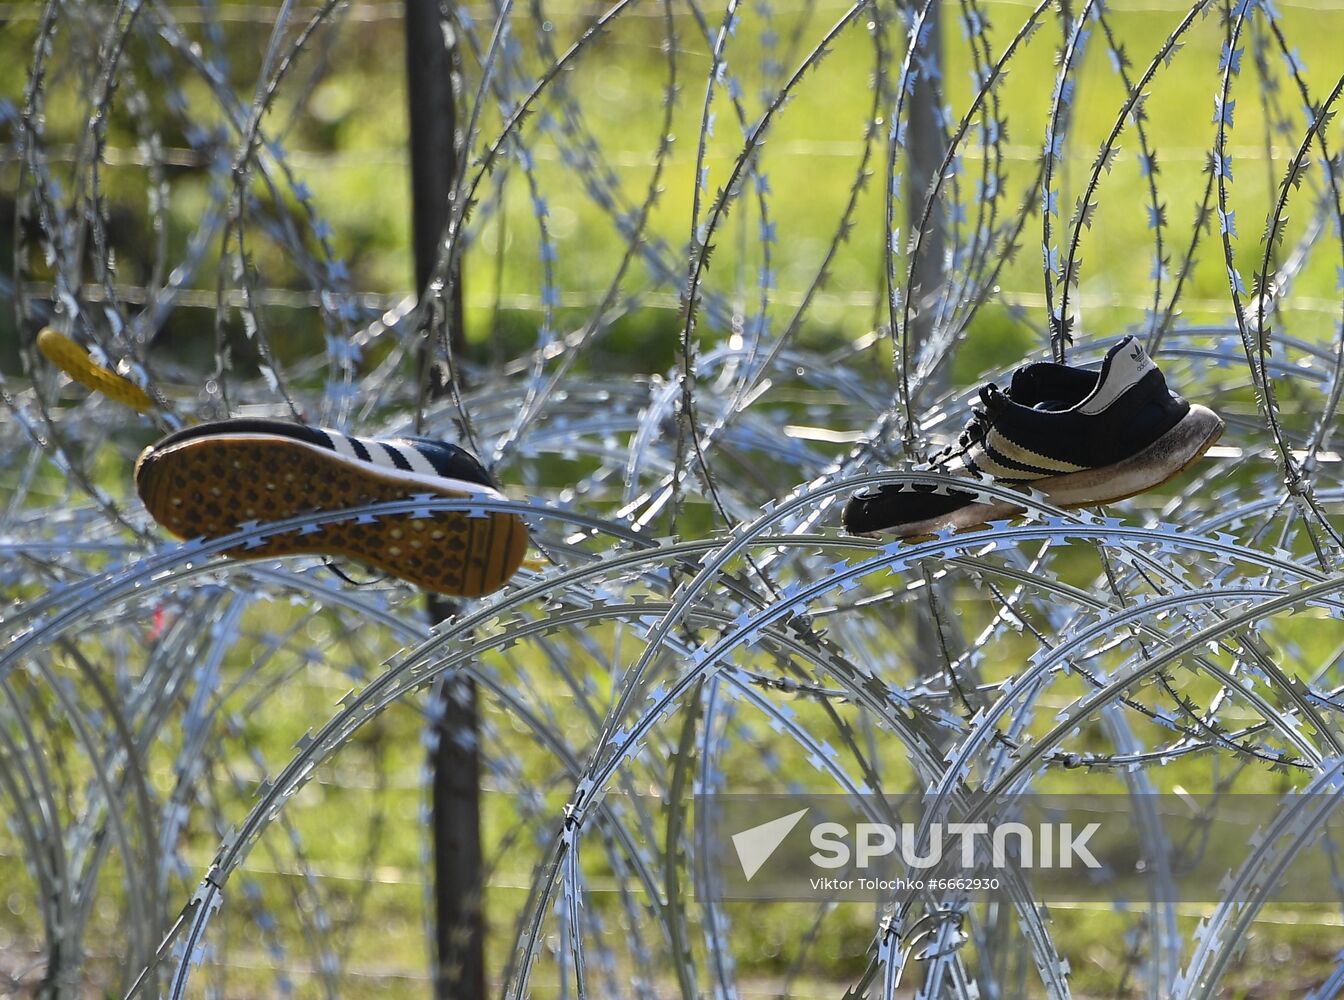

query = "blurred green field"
[{"left": 5, "top": 0, "right": 1344, "bottom": 378}]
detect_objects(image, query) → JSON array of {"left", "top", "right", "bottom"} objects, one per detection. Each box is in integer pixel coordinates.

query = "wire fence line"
[
  {"left": 14, "top": 279, "right": 1344, "bottom": 318},
  {"left": 1, "top": 0, "right": 1342, "bottom": 19},
  {"left": 2, "top": 0, "right": 1344, "bottom": 996},
  {"left": 6, "top": 138, "right": 1329, "bottom": 168}
]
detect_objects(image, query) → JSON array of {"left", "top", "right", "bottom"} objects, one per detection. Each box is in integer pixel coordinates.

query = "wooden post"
[
  {"left": 906, "top": 0, "right": 958, "bottom": 691},
  {"left": 907, "top": 0, "right": 945, "bottom": 365},
  {"left": 404, "top": 2, "right": 484, "bottom": 998},
  {"left": 405, "top": 0, "right": 467, "bottom": 359}
]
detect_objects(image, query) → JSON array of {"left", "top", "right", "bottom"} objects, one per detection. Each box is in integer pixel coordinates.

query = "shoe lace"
[
  {"left": 930, "top": 383, "right": 1007, "bottom": 466},
  {"left": 322, "top": 556, "right": 390, "bottom": 588}
]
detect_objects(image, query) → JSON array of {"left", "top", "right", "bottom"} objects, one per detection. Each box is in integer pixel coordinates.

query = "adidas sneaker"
[
  {"left": 842, "top": 336, "right": 1224, "bottom": 537},
  {"left": 135, "top": 418, "right": 528, "bottom": 597}
]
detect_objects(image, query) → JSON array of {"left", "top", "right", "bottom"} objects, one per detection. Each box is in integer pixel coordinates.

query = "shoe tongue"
[{"left": 1096, "top": 334, "right": 1155, "bottom": 390}]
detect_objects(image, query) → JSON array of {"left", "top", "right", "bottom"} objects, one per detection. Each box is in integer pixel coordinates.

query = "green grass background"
[{"left": 4, "top": 0, "right": 1344, "bottom": 995}]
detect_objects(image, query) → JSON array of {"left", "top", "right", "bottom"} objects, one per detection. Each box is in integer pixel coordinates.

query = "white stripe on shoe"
[
  {"left": 985, "top": 430, "right": 1088, "bottom": 474},
  {"left": 323, "top": 431, "right": 362, "bottom": 463},
  {"left": 322, "top": 430, "right": 467, "bottom": 483},
  {"left": 389, "top": 442, "right": 439, "bottom": 477},
  {"left": 966, "top": 444, "right": 1046, "bottom": 481},
  {"left": 362, "top": 440, "right": 407, "bottom": 471}
]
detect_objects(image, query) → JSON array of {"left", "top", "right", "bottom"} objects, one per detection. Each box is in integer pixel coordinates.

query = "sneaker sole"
[
  {"left": 874, "top": 404, "right": 1225, "bottom": 540},
  {"left": 135, "top": 433, "right": 528, "bottom": 597}
]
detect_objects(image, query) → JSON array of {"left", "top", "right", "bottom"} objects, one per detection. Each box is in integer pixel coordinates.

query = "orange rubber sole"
[{"left": 134, "top": 434, "right": 528, "bottom": 597}]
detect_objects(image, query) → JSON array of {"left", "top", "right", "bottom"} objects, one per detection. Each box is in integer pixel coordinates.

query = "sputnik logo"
[{"left": 731, "top": 808, "right": 808, "bottom": 881}]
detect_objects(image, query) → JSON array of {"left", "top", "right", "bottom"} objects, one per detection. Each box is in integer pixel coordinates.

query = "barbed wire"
[{"left": 4, "top": 0, "right": 1344, "bottom": 995}]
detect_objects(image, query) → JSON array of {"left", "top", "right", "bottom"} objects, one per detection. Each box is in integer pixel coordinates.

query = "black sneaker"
[
  {"left": 842, "top": 336, "right": 1224, "bottom": 537},
  {"left": 135, "top": 418, "right": 528, "bottom": 597}
]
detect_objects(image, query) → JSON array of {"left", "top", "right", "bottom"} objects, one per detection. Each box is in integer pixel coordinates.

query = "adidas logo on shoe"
[
  {"left": 842, "top": 336, "right": 1224, "bottom": 537},
  {"left": 135, "top": 418, "right": 528, "bottom": 597}
]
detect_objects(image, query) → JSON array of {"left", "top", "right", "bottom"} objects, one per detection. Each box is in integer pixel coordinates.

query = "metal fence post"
[{"left": 404, "top": 2, "right": 485, "bottom": 997}]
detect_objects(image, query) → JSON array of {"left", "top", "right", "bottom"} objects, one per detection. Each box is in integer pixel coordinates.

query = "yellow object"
[{"left": 36, "top": 328, "right": 156, "bottom": 414}]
